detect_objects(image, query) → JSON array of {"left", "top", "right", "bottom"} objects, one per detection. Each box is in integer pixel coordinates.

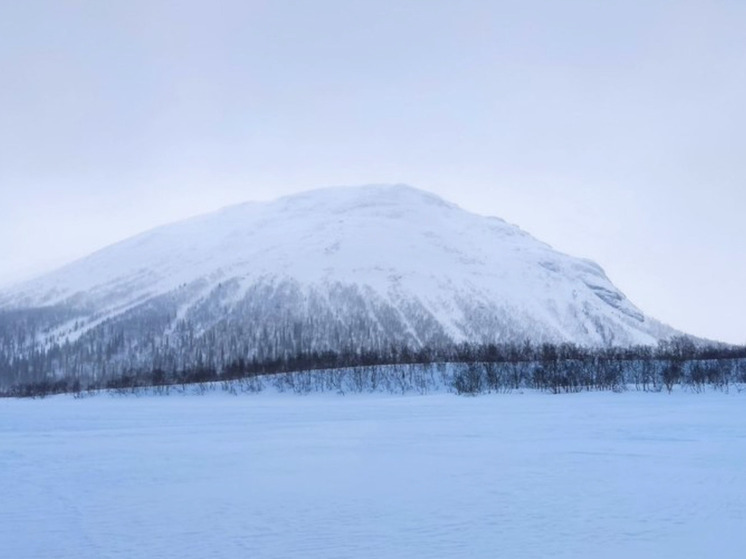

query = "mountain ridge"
[{"left": 0, "top": 184, "right": 684, "bottom": 385}]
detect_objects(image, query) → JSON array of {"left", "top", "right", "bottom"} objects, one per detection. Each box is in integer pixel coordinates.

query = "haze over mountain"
[{"left": 0, "top": 185, "right": 680, "bottom": 384}]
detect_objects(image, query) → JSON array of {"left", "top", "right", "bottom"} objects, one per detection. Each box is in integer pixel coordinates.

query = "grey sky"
[{"left": 1, "top": 0, "right": 744, "bottom": 344}]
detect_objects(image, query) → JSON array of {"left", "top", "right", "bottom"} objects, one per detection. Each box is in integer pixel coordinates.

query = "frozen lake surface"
[{"left": 2, "top": 390, "right": 745, "bottom": 558}]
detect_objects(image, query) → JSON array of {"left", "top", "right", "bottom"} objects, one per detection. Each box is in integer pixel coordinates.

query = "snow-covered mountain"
[{"left": 0, "top": 185, "right": 679, "bottom": 381}]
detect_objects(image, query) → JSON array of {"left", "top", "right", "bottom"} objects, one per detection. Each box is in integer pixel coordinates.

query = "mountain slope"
[{"left": 0, "top": 184, "right": 679, "bottom": 383}]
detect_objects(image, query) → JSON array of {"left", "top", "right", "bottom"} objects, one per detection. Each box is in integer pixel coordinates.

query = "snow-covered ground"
[{"left": 2, "top": 390, "right": 745, "bottom": 558}]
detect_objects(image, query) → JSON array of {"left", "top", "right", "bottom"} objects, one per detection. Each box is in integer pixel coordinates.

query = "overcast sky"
[{"left": 1, "top": 0, "right": 745, "bottom": 344}]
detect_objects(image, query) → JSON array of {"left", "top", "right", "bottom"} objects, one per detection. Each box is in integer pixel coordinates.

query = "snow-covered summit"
[{"left": 1, "top": 184, "right": 678, "bottom": 354}]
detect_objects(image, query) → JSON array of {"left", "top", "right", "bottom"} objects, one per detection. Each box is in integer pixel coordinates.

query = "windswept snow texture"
[
  {"left": 0, "top": 185, "right": 677, "bottom": 357},
  {"left": 2, "top": 391, "right": 745, "bottom": 559}
]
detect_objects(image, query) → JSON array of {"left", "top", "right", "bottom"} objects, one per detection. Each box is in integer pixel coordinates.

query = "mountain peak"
[
  {"left": 267, "top": 183, "right": 458, "bottom": 215},
  {"left": 1, "top": 185, "right": 680, "bottom": 377}
]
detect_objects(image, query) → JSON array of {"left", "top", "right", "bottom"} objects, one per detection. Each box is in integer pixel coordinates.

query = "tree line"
[{"left": 3, "top": 335, "right": 745, "bottom": 398}]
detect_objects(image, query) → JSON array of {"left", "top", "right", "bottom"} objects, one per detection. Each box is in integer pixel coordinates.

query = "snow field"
[{"left": 1, "top": 390, "right": 745, "bottom": 558}]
